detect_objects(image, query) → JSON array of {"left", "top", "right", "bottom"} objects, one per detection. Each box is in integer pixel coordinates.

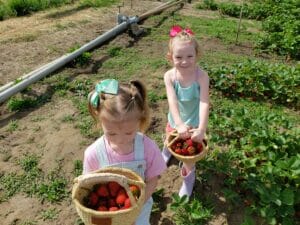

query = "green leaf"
[
  {"left": 289, "top": 157, "right": 300, "bottom": 170},
  {"left": 266, "top": 216, "right": 277, "bottom": 225},
  {"left": 282, "top": 217, "right": 294, "bottom": 225},
  {"left": 191, "top": 211, "right": 203, "bottom": 220},
  {"left": 277, "top": 204, "right": 295, "bottom": 217},
  {"left": 241, "top": 216, "right": 255, "bottom": 225},
  {"left": 260, "top": 205, "right": 276, "bottom": 218},
  {"left": 274, "top": 199, "right": 281, "bottom": 206},
  {"left": 281, "top": 189, "right": 294, "bottom": 205}
]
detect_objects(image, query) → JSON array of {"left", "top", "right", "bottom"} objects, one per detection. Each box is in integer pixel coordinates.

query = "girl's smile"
[{"left": 172, "top": 40, "right": 197, "bottom": 71}]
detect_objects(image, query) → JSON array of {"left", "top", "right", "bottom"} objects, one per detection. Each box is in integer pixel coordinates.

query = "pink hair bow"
[{"left": 169, "top": 25, "right": 194, "bottom": 37}]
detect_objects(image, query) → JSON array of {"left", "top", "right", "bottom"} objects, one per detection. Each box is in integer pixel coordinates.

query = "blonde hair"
[
  {"left": 167, "top": 31, "right": 202, "bottom": 61},
  {"left": 88, "top": 80, "right": 150, "bottom": 132}
]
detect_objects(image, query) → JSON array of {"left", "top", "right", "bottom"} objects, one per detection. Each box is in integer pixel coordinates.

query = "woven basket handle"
[{"left": 125, "top": 177, "right": 146, "bottom": 207}]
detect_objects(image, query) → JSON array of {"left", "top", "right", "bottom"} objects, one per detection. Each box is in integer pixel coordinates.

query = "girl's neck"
[{"left": 175, "top": 66, "right": 198, "bottom": 85}]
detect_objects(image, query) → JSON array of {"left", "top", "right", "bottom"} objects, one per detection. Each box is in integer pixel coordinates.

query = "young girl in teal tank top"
[{"left": 162, "top": 25, "right": 210, "bottom": 198}]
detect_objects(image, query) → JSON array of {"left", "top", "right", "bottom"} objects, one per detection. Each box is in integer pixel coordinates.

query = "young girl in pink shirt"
[{"left": 83, "top": 79, "right": 166, "bottom": 225}]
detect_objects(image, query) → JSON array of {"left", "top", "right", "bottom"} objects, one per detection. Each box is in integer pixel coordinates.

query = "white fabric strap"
[{"left": 134, "top": 132, "right": 144, "bottom": 160}]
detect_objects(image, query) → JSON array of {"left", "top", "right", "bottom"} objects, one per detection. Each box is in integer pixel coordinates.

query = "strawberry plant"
[
  {"left": 196, "top": 1, "right": 300, "bottom": 59},
  {"left": 208, "top": 60, "right": 300, "bottom": 109},
  {"left": 170, "top": 194, "right": 212, "bottom": 225},
  {"left": 203, "top": 102, "right": 300, "bottom": 224}
]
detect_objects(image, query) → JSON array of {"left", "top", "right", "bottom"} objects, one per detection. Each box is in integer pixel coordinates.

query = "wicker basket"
[
  {"left": 167, "top": 131, "right": 209, "bottom": 164},
  {"left": 72, "top": 167, "right": 145, "bottom": 225}
]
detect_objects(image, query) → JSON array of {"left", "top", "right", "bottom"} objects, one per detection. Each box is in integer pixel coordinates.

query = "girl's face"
[
  {"left": 101, "top": 117, "right": 139, "bottom": 148},
  {"left": 171, "top": 39, "right": 197, "bottom": 70}
]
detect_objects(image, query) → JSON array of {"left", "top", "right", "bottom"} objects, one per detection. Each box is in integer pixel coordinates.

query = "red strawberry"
[
  {"left": 197, "top": 143, "right": 203, "bottom": 153},
  {"left": 109, "top": 206, "right": 119, "bottom": 211},
  {"left": 108, "top": 198, "right": 117, "bottom": 207},
  {"left": 96, "top": 184, "right": 109, "bottom": 197},
  {"left": 116, "top": 193, "right": 127, "bottom": 205},
  {"left": 174, "top": 148, "right": 182, "bottom": 154},
  {"left": 97, "top": 206, "right": 108, "bottom": 211},
  {"left": 117, "top": 188, "right": 127, "bottom": 196},
  {"left": 124, "top": 198, "right": 131, "bottom": 208},
  {"left": 108, "top": 181, "right": 121, "bottom": 197},
  {"left": 187, "top": 146, "right": 196, "bottom": 155},
  {"left": 176, "top": 141, "right": 182, "bottom": 147},
  {"left": 181, "top": 148, "right": 189, "bottom": 155},
  {"left": 182, "top": 141, "right": 188, "bottom": 149},
  {"left": 185, "top": 138, "right": 193, "bottom": 147},
  {"left": 129, "top": 185, "right": 140, "bottom": 198},
  {"left": 88, "top": 192, "right": 98, "bottom": 207},
  {"left": 98, "top": 199, "right": 107, "bottom": 207}
]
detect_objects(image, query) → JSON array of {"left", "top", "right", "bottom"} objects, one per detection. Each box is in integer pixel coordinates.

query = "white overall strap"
[
  {"left": 134, "top": 132, "right": 144, "bottom": 160},
  {"left": 95, "top": 136, "right": 109, "bottom": 167}
]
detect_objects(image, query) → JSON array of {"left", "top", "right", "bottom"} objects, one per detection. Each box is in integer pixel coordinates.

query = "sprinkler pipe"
[
  {"left": 0, "top": 0, "right": 185, "bottom": 104},
  {"left": 0, "top": 19, "right": 134, "bottom": 104}
]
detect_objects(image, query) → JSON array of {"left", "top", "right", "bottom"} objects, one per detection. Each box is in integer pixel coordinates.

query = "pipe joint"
[
  {"left": 128, "top": 16, "right": 139, "bottom": 24},
  {"left": 117, "top": 13, "right": 128, "bottom": 24},
  {"left": 117, "top": 14, "right": 139, "bottom": 25}
]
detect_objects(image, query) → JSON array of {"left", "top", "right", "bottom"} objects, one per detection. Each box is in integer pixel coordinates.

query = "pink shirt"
[{"left": 83, "top": 134, "right": 167, "bottom": 181}]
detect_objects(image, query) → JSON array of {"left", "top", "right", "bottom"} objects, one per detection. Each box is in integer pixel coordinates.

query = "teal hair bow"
[{"left": 89, "top": 79, "right": 119, "bottom": 108}]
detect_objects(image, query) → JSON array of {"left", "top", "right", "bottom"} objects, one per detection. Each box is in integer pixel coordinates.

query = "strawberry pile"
[
  {"left": 170, "top": 138, "right": 203, "bottom": 156},
  {"left": 84, "top": 181, "right": 140, "bottom": 212}
]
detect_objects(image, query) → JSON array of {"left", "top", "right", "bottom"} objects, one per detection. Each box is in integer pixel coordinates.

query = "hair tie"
[
  {"left": 169, "top": 25, "right": 194, "bottom": 37},
  {"left": 89, "top": 79, "right": 119, "bottom": 108}
]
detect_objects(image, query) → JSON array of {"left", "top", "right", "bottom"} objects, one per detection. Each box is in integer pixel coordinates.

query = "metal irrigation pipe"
[
  {"left": 0, "top": 0, "right": 185, "bottom": 104},
  {"left": 0, "top": 20, "right": 132, "bottom": 104},
  {"left": 138, "top": 0, "right": 184, "bottom": 21}
]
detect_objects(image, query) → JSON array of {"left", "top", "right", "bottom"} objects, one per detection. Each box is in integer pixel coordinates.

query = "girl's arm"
[
  {"left": 144, "top": 176, "right": 159, "bottom": 202},
  {"left": 164, "top": 70, "right": 189, "bottom": 137},
  {"left": 191, "top": 69, "right": 210, "bottom": 142}
]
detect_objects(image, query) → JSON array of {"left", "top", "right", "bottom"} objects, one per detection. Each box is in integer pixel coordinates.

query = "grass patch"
[
  {"left": 0, "top": 153, "right": 68, "bottom": 203},
  {"left": 40, "top": 208, "right": 60, "bottom": 221},
  {"left": 200, "top": 50, "right": 254, "bottom": 67},
  {"left": 0, "top": 0, "right": 119, "bottom": 20},
  {"left": 13, "top": 33, "right": 39, "bottom": 43},
  {"left": 7, "top": 96, "right": 40, "bottom": 111},
  {"left": 79, "top": 0, "right": 119, "bottom": 8},
  {"left": 7, "top": 119, "right": 19, "bottom": 132},
  {"left": 73, "top": 160, "right": 83, "bottom": 177},
  {"left": 147, "top": 13, "right": 261, "bottom": 45}
]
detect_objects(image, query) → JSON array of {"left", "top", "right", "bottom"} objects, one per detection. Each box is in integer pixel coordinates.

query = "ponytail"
[{"left": 128, "top": 80, "right": 150, "bottom": 132}]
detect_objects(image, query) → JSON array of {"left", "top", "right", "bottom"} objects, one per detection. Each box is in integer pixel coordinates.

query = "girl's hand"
[
  {"left": 189, "top": 128, "right": 205, "bottom": 143},
  {"left": 176, "top": 123, "right": 191, "bottom": 139}
]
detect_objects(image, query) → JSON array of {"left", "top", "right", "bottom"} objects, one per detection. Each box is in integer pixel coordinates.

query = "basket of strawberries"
[
  {"left": 167, "top": 130, "right": 209, "bottom": 164},
  {"left": 72, "top": 167, "right": 145, "bottom": 225}
]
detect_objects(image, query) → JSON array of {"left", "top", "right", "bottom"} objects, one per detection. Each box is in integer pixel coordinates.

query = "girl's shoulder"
[
  {"left": 142, "top": 134, "right": 158, "bottom": 147},
  {"left": 164, "top": 68, "right": 176, "bottom": 84},
  {"left": 142, "top": 135, "right": 160, "bottom": 153},
  {"left": 196, "top": 67, "right": 209, "bottom": 83}
]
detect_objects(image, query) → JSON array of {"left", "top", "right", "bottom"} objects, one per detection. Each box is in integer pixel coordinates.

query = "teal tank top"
[{"left": 168, "top": 78, "right": 200, "bottom": 128}]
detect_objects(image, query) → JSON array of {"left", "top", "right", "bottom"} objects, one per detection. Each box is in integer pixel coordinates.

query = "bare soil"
[{"left": 0, "top": 1, "right": 252, "bottom": 224}]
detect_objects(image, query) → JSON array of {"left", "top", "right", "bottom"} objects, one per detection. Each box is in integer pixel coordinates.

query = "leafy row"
[
  {"left": 197, "top": 0, "right": 300, "bottom": 59},
  {"left": 204, "top": 105, "right": 300, "bottom": 224},
  {"left": 207, "top": 60, "right": 300, "bottom": 109}
]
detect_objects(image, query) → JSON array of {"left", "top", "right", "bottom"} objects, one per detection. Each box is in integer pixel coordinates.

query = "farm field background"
[{"left": 0, "top": 0, "right": 299, "bottom": 225}]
